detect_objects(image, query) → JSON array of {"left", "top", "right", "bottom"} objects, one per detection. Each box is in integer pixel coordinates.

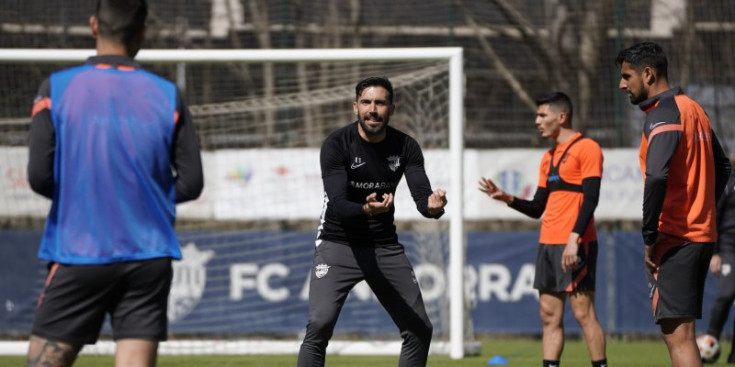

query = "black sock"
[
  {"left": 592, "top": 359, "right": 608, "bottom": 367},
  {"left": 543, "top": 360, "right": 560, "bottom": 367}
]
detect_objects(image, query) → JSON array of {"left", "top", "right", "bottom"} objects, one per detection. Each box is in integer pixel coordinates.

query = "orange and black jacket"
[{"left": 638, "top": 87, "right": 731, "bottom": 246}]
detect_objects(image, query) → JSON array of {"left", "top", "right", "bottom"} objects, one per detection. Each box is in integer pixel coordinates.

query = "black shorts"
[
  {"left": 647, "top": 241, "right": 713, "bottom": 323},
  {"left": 533, "top": 241, "right": 598, "bottom": 293},
  {"left": 32, "top": 258, "right": 173, "bottom": 345}
]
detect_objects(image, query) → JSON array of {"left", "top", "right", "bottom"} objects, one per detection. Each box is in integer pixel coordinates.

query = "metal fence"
[{"left": 2, "top": 0, "right": 734, "bottom": 151}]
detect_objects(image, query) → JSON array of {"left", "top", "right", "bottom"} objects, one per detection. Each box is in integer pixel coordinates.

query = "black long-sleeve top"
[
  {"left": 716, "top": 173, "right": 735, "bottom": 253},
  {"left": 316, "top": 122, "right": 442, "bottom": 246}
]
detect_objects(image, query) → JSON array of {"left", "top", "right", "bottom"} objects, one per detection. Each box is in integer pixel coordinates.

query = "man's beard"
[
  {"left": 358, "top": 115, "right": 389, "bottom": 135},
  {"left": 628, "top": 90, "right": 647, "bottom": 105}
]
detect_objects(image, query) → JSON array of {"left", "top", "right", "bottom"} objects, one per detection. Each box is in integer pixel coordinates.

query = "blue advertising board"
[{"left": 1, "top": 230, "right": 729, "bottom": 337}]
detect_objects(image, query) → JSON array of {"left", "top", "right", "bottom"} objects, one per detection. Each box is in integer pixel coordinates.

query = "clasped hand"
[{"left": 362, "top": 192, "right": 394, "bottom": 216}]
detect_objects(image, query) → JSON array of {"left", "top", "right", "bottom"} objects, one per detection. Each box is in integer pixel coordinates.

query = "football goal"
[{"left": 0, "top": 47, "right": 471, "bottom": 359}]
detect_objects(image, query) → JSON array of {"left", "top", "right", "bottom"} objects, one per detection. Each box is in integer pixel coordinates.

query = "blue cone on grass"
[{"left": 487, "top": 355, "right": 508, "bottom": 365}]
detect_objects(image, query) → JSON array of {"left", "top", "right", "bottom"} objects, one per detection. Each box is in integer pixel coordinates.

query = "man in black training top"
[
  {"left": 704, "top": 170, "right": 735, "bottom": 363},
  {"left": 297, "top": 76, "right": 448, "bottom": 367}
]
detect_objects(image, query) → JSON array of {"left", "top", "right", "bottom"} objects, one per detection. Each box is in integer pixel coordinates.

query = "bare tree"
[
  {"left": 248, "top": 0, "right": 276, "bottom": 146},
  {"left": 573, "top": 0, "right": 613, "bottom": 133},
  {"left": 457, "top": 0, "right": 612, "bottom": 133},
  {"left": 678, "top": 0, "right": 695, "bottom": 90},
  {"left": 292, "top": 0, "right": 318, "bottom": 146},
  {"left": 455, "top": 0, "right": 536, "bottom": 111}
]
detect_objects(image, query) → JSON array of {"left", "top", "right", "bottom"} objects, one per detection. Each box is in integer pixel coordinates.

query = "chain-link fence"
[{"left": 2, "top": 0, "right": 734, "bottom": 152}]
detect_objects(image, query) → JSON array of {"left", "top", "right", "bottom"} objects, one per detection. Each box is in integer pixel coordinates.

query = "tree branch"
[
  {"left": 456, "top": 0, "right": 536, "bottom": 111},
  {"left": 488, "top": 0, "right": 566, "bottom": 88}
]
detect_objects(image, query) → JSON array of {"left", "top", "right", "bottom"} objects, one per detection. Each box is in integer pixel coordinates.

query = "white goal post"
[{"left": 0, "top": 47, "right": 467, "bottom": 359}]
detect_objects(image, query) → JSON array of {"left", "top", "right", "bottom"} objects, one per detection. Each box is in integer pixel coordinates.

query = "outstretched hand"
[
  {"left": 428, "top": 189, "right": 447, "bottom": 215},
  {"left": 362, "top": 192, "right": 394, "bottom": 216},
  {"left": 478, "top": 177, "right": 513, "bottom": 204}
]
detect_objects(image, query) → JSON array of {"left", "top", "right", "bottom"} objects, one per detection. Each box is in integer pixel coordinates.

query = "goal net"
[{"left": 0, "top": 48, "right": 472, "bottom": 358}]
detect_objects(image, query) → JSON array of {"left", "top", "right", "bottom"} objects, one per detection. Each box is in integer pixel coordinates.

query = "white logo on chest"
[
  {"left": 387, "top": 155, "right": 401, "bottom": 172},
  {"left": 351, "top": 157, "right": 366, "bottom": 169}
]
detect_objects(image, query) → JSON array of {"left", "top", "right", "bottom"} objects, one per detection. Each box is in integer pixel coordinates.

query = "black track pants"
[
  {"left": 297, "top": 241, "right": 433, "bottom": 367},
  {"left": 708, "top": 251, "right": 735, "bottom": 339}
]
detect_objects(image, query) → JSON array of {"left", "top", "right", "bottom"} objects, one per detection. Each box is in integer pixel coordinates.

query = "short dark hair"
[
  {"left": 95, "top": 0, "right": 147, "bottom": 49},
  {"left": 535, "top": 91, "right": 573, "bottom": 123},
  {"left": 355, "top": 77, "right": 394, "bottom": 104},
  {"left": 615, "top": 41, "right": 668, "bottom": 79}
]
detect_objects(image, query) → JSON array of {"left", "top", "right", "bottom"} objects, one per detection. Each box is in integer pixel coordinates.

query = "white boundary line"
[{"left": 0, "top": 340, "right": 475, "bottom": 356}]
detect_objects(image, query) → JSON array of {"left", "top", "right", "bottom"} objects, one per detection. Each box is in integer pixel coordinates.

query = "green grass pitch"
[{"left": 2, "top": 337, "right": 709, "bottom": 366}]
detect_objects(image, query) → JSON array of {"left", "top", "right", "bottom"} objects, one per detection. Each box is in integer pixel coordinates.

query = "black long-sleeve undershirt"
[
  {"left": 27, "top": 78, "right": 55, "bottom": 199},
  {"left": 712, "top": 132, "right": 732, "bottom": 205},
  {"left": 170, "top": 93, "right": 204, "bottom": 203},
  {"left": 508, "top": 186, "right": 548, "bottom": 219},
  {"left": 509, "top": 177, "right": 599, "bottom": 237},
  {"left": 715, "top": 174, "right": 735, "bottom": 254},
  {"left": 573, "top": 177, "right": 601, "bottom": 236}
]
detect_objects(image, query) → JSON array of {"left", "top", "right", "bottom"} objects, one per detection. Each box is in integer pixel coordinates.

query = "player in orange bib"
[{"left": 479, "top": 92, "right": 607, "bottom": 367}]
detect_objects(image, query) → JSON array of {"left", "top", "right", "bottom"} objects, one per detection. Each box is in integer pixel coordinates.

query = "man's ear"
[
  {"left": 89, "top": 15, "right": 99, "bottom": 39},
  {"left": 558, "top": 111, "right": 569, "bottom": 126},
  {"left": 643, "top": 66, "right": 656, "bottom": 86},
  {"left": 388, "top": 103, "right": 395, "bottom": 116}
]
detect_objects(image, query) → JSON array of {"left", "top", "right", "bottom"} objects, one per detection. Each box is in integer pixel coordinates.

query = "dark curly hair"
[
  {"left": 615, "top": 41, "right": 668, "bottom": 79},
  {"left": 95, "top": 0, "right": 147, "bottom": 53},
  {"left": 355, "top": 77, "right": 394, "bottom": 104}
]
